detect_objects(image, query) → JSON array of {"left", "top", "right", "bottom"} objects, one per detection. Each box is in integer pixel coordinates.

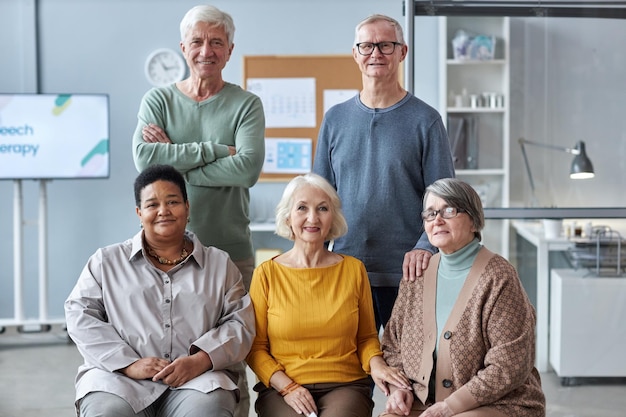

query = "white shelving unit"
[{"left": 438, "top": 16, "right": 510, "bottom": 257}]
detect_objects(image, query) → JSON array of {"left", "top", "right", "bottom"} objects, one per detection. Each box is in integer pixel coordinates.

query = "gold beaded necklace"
[{"left": 146, "top": 240, "right": 189, "bottom": 265}]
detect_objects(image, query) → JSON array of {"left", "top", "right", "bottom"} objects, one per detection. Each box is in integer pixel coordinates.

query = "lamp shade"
[{"left": 570, "top": 141, "right": 595, "bottom": 179}]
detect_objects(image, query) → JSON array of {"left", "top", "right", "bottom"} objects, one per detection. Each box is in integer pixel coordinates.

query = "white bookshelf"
[{"left": 438, "top": 16, "right": 511, "bottom": 257}]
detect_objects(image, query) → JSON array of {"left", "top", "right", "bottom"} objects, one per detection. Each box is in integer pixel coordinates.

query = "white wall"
[{"left": 509, "top": 17, "right": 626, "bottom": 208}]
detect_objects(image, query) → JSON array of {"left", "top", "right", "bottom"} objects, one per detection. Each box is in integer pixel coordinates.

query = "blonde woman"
[{"left": 247, "top": 173, "right": 409, "bottom": 417}]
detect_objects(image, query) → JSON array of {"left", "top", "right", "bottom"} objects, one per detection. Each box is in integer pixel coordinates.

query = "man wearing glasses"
[{"left": 313, "top": 14, "right": 455, "bottom": 332}]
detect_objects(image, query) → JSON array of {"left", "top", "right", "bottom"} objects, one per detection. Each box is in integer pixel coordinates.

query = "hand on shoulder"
[{"left": 402, "top": 249, "right": 433, "bottom": 282}]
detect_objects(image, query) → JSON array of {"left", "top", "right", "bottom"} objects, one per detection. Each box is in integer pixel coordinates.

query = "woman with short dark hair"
[{"left": 65, "top": 164, "right": 254, "bottom": 417}]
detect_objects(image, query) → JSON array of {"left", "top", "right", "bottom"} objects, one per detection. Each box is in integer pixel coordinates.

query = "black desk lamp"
[{"left": 518, "top": 137, "right": 595, "bottom": 206}]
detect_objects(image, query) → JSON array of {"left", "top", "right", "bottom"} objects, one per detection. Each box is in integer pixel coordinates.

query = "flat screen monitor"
[{"left": 0, "top": 93, "right": 110, "bottom": 180}]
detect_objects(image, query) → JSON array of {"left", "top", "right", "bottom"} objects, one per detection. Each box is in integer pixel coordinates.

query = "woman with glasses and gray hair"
[{"left": 380, "top": 178, "right": 545, "bottom": 417}]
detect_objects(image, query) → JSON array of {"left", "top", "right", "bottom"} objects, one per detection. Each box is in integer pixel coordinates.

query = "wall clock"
[{"left": 144, "top": 48, "right": 186, "bottom": 87}]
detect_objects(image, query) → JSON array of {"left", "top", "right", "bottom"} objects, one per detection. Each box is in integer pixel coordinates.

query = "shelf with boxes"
[{"left": 438, "top": 16, "right": 510, "bottom": 256}]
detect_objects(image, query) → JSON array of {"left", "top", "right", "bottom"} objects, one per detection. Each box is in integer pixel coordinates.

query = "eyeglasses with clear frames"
[
  {"left": 355, "top": 41, "right": 403, "bottom": 56},
  {"left": 421, "top": 207, "right": 466, "bottom": 222}
]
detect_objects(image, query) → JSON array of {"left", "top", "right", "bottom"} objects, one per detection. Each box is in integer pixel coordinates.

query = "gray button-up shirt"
[{"left": 65, "top": 230, "right": 255, "bottom": 413}]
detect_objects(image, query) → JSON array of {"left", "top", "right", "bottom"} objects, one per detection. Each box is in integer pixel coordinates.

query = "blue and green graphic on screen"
[{"left": 0, "top": 93, "right": 110, "bottom": 179}]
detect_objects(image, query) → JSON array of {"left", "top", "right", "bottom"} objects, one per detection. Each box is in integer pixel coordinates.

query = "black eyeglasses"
[
  {"left": 421, "top": 207, "right": 466, "bottom": 222},
  {"left": 355, "top": 41, "right": 403, "bottom": 56}
]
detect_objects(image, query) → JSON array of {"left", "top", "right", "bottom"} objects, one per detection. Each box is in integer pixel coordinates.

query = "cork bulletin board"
[{"left": 243, "top": 55, "right": 362, "bottom": 181}]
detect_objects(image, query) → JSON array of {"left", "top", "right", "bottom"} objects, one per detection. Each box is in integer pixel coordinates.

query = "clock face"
[{"left": 144, "top": 48, "right": 186, "bottom": 87}]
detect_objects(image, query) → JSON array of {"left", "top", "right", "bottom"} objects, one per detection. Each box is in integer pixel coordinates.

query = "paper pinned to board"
[
  {"left": 323, "top": 89, "right": 358, "bottom": 114},
  {"left": 247, "top": 77, "right": 316, "bottom": 128},
  {"left": 262, "top": 137, "right": 312, "bottom": 174}
]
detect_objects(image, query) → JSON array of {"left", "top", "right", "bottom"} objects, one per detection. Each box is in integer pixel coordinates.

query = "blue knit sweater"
[{"left": 313, "top": 93, "right": 455, "bottom": 287}]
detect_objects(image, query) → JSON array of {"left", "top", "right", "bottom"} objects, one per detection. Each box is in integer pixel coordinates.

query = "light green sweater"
[{"left": 132, "top": 83, "right": 265, "bottom": 260}]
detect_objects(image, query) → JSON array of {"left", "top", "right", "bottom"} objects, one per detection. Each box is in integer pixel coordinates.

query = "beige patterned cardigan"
[{"left": 382, "top": 247, "right": 545, "bottom": 416}]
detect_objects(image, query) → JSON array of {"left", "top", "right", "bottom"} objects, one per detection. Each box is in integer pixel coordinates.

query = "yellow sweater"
[{"left": 246, "top": 255, "right": 383, "bottom": 387}]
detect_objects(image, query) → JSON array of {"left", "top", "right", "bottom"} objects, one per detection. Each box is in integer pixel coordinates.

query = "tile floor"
[{"left": 1, "top": 326, "right": 625, "bottom": 417}]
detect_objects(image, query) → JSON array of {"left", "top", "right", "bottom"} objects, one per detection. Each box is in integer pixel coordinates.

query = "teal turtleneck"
[{"left": 435, "top": 238, "right": 482, "bottom": 350}]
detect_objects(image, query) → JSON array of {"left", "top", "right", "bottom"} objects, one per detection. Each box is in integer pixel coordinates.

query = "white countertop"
[
  {"left": 511, "top": 220, "right": 572, "bottom": 250},
  {"left": 250, "top": 222, "right": 276, "bottom": 232}
]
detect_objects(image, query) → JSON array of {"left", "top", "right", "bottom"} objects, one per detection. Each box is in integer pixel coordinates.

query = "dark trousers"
[
  {"left": 254, "top": 378, "right": 374, "bottom": 417},
  {"left": 371, "top": 286, "right": 399, "bottom": 332}
]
